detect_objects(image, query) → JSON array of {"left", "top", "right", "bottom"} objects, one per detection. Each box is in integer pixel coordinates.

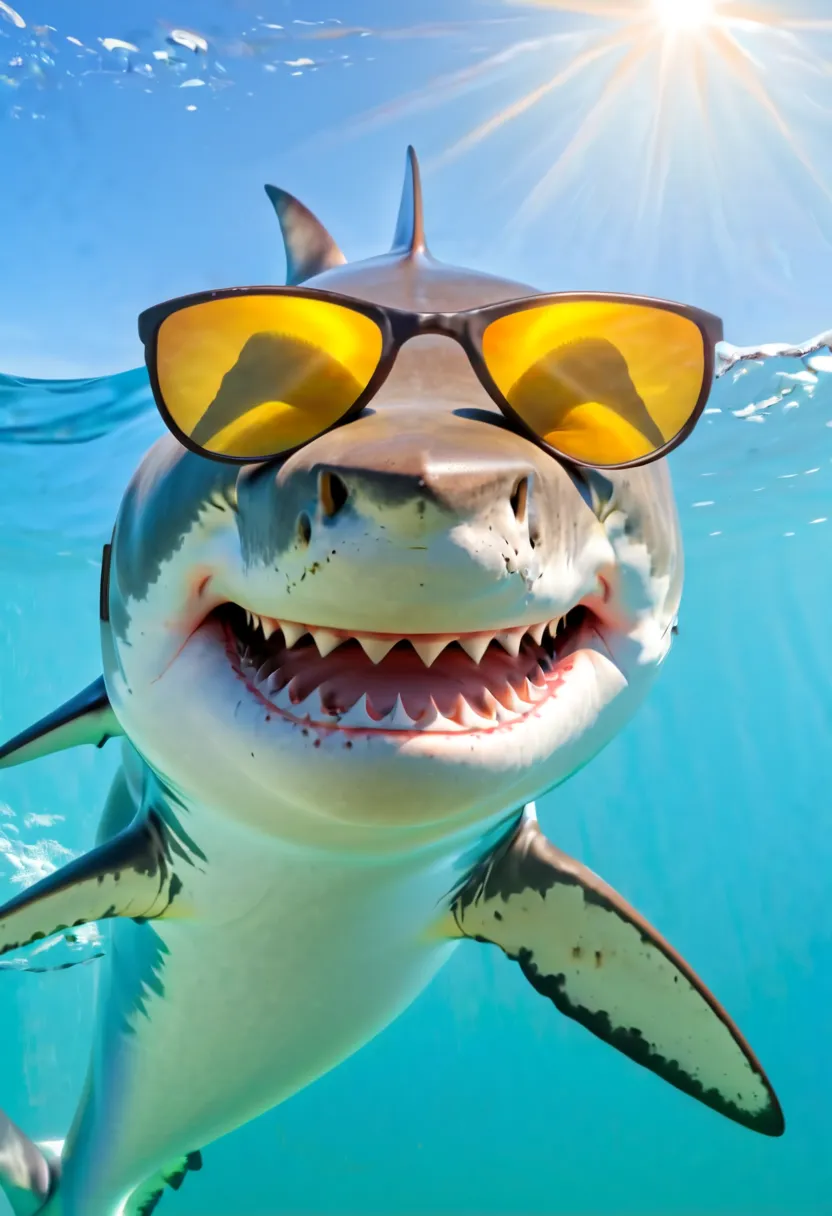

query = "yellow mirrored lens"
[
  {"left": 482, "top": 300, "right": 706, "bottom": 465},
  {"left": 156, "top": 295, "right": 384, "bottom": 458}
]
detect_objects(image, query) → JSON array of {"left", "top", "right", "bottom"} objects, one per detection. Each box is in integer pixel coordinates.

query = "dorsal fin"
[
  {"left": 390, "top": 145, "right": 428, "bottom": 257},
  {"left": 263, "top": 185, "right": 347, "bottom": 285}
]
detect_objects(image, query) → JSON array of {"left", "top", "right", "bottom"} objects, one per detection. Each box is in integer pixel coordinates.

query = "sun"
[
  {"left": 651, "top": 0, "right": 716, "bottom": 30},
  {"left": 344, "top": 0, "right": 832, "bottom": 275}
]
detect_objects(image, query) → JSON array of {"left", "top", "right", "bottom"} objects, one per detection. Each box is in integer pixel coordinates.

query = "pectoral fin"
[
  {"left": 0, "top": 933, "right": 104, "bottom": 975},
  {"left": 0, "top": 677, "right": 121, "bottom": 771},
  {"left": 0, "top": 1110, "right": 58, "bottom": 1216},
  {"left": 0, "top": 812, "right": 191, "bottom": 961},
  {"left": 449, "top": 812, "right": 784, "bottom": 1137}
]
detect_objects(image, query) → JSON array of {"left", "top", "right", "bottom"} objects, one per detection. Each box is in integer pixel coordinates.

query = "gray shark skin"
[{"left": 0, "top": 148, "right": 782, "bottom": 1216}]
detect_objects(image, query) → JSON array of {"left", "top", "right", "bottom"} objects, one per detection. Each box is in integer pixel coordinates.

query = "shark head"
[{"left": 102, "top": 149, "right": 683, "bottom": 854}]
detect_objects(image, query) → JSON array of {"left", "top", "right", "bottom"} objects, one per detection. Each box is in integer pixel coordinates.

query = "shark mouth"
[{"left": 215, "top": 603, "right": 602, "bottom": 735}]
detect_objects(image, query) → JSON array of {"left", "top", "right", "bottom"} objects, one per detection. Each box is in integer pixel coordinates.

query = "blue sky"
[{"left": 1, "top": 0, "right": 831, "bottom": 377}]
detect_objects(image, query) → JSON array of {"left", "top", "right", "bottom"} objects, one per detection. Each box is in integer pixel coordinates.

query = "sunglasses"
[{"left": 138, "top": 287, "right": 723, "bottom": 471}]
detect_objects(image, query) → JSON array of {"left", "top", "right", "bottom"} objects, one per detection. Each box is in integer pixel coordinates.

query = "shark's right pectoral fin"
[
  {"left": 449, "top": 812, "right": 784, "bottom": 1137},
  {"left": 0, "top": 813, "right": 192, "bottom": 962},
  {"left": 0, "top": 676, "right": 122, "bottom": 771}
]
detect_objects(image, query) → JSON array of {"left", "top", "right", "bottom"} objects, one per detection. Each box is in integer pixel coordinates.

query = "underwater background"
[{"left": 0, "top": 0, "right": 830, "bottom": 1212}]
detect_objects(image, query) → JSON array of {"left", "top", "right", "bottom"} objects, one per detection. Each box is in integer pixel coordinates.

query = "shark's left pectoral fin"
[
  {"left": 0, "top": 813, "right": 191, "bottom": 962},
  {"left": 449, "top": 814, "right": 784, "bottom": 1137},
  {"left": 0, "top": 676, "right": 122, "bottom": 771}
]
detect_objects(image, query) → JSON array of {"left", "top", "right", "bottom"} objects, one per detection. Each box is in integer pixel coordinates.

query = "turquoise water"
[
  {"left": 0, "top": 347, "right": 830, "bottom": 1213},
  {"left": 1, "top": 0, "right": 832, "bottom": 1210}
]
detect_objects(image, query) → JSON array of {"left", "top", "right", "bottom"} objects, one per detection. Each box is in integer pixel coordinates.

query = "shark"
[{"left": 0, "top": 148, "right": 783, "bottom": 1216}]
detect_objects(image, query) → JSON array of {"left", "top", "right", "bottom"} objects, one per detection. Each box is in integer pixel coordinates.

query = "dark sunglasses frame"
[{"left": 138, "top": 286, "right": 723, "bottom": 471}]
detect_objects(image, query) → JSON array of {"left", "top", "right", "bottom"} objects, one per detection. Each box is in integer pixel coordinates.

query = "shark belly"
[{"left": 58, "top": 812, "right": 462, "bottom": 1211}]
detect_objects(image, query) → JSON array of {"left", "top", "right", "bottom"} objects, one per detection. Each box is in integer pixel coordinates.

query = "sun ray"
[
  {"left": 518, "top": 36, "right": 657, "bottom": 221},
  {"left": 720, "top": 7, "right": 832, "bottom": 32},
  {"left": 709, "top": 23, "right": 832, "bottom": 203},
  {"left": 516, "top": 0, "right": 637, "bottom": 15},
  {"left": 688, "top": 40, "right": 737, "bottom": 267},
  {"left": 343, "top": 34, "right": 579, "bottom": 137},
  {"left": 775, "top": 20, "right": 832, "bottom": 31},
  {"left": 432, "top": 28, "right": 632, "bottom": 168},
  {"left": 635, "top": 32, "right": 677, "bottom": 224}
]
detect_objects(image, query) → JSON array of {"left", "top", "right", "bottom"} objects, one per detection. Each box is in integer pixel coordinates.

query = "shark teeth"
[
  {"left": 280, "top": 620, "right": 307, "bottom": 648},
  {"left": 247, "top": 680, "right": 520, "bottom": 734},
  {"left": 234, "top": 612, "right": 585, "bottom": 669},
  {"left": 310, "top": 627, "right": 342, "bottom": 658},
  {"left": 227, "top": 607, "right": 592, "bottom": 734},
  {"left": 410, "top": 637, "right": 455, "bottom": 667},
  {"left": 458, "top": 635, "right": 491, "bottom": 663},
  {"left": 355, "top": 635, "right": 397, "bottom": 664},
  {"left": 495, "top": 627, "right": 526, "bottom": 657}
]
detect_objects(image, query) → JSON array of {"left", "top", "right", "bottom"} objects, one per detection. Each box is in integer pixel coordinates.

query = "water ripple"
[{"left": 0, "top": 367, "right": 153, "bottom": 445}]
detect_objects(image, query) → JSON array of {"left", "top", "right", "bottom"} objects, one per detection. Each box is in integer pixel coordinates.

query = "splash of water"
[
  {"left": 0, "top": 800, "right": 104, "bottom": 972},
  {"left": 0, "top": 2, "right": 521, "bottom": 118}
]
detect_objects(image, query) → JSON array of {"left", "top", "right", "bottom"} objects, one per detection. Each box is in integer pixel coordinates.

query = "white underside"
[{"left": 53, "top": 791, "right": 481, "bottom": 1215}]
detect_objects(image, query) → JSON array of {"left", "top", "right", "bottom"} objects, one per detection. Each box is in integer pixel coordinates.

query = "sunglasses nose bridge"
[{"left": 392, "top": 311, "right": 468, "bottom": 348}]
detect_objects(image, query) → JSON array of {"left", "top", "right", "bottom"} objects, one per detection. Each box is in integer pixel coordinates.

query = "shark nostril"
[
  {"left": 296, "top": 512, "right": 312, "bottom": 547},
  {"left": 510, "top": 477, "right": 529, "bottom": 525},
  {"left": 318, "top": 470, "right": 350, "bottom": 519}
]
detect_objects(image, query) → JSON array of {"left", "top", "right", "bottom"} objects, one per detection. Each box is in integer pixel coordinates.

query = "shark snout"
[
  {"left": 300, "top": 445, "right": 536, "bottom": 551},
  {"left": 238, "top": 410, "right": 548, "bottom": 548},
  {"left": 232, "top": 411, "right": 610, "bottom": 634},
  {"left": 288, "top": 409, "right": 538, "bottom": 519}
]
